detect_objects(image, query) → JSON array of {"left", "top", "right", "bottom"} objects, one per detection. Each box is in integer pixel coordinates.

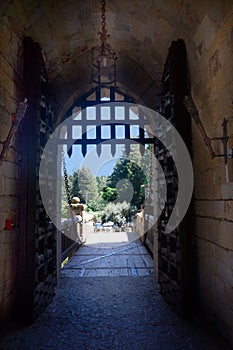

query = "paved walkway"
[
  {"left": 0, "top": 231, "right": 231, "bottom": 350},
  {"left": 62, "top": 231, "right": 154, "bottom": 278}
]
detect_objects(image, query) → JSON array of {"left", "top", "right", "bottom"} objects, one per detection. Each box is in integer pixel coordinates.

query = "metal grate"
[{"left": 59, "top": 86, "right": 155, "bottom": 158}]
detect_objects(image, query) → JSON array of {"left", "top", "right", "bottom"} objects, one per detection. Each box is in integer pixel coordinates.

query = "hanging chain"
[
  {"left": 62, "top": 150, "right": 72, "bottom": 207},
  {"left": 98, "top": 0, "right": 116, "bottom": 60},
  {"left": 98, "top": 0, "right": 109, "bottom": 53},
  {"left": 101, "top": 0, "right": 107, "bottom": 33}
]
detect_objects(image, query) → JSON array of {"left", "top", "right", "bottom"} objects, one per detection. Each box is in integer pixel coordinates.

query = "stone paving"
[
  {"left": 0, "top": 232, "right": 231, "bottom": 350},
  {"left": 62, "top": 231, "right": 154, "bottom": 278}
]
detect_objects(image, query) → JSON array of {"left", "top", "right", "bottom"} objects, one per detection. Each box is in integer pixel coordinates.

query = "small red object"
[
  {"left": 4, "top": 219, "right": 14, "bottom": 230},
  {"left": 11, "top": 114, "right": 16, "bottom": 123}
]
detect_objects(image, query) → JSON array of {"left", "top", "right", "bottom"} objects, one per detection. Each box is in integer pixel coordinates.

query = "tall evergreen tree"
[
  {"left": 96, "top": 176, "right": 108, "bottom": 193},
  {"left": 71, "top": 167, "right": 98, "bottom": 204},
  {"left": 106, "top": 156, "right": 147, "bottom": 209}
]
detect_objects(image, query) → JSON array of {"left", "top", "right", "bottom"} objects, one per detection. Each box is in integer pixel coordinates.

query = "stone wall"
[
  {"left": 188, "top": 10, "right": 233, "bottom": 346},
  {"left": 0, "top": 20, "right": 22, "bottom": 321}
]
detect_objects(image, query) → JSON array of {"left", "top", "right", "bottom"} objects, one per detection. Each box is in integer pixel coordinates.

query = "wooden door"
[
  {"left": 157, "top": 39, "right": 194, "bottom": 317},
  {"left": 17, "top": 37, "right": 57, "bottom": 321}
]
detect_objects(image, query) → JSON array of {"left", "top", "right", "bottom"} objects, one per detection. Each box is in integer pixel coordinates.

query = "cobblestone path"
[{"left": 0, "top": 235, "right": 231, "bottom": 350}]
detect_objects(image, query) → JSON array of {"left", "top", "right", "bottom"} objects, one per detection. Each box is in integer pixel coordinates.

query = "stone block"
[
  {"left": 193, "top": 14, "right": 217, "bottom": 52},
  {"left": 212, "top": 276, "right": 225, "bottom": 301},
  {"left": 2, "top": 231, "right": 13, "bottom": 244},
  {"left": 219, "top": 40, "right": 233, "bottom": 71},
  {"left": 218, "top": 221, "right": 233, "bottom": 250},
  {"left": 0, "top": 257, "right": 17, "bottom": 284},
  {"left": 224, "top": 284, "right": 233, "bottom": 312},
  {"left": 215, "top": 244, "right": 233, "bottom": 266},
  {"left": 225, "top": 201, "right": 233, "bottom": 221},
  {"left": 1, "top": 278, "right": 16, "bottom": 306},
  {"left": 0, "top": 106, "right": 11, "bottom": 124},
  {"left": 194, "top": 171, "right": 223, "bottom": 199},
  {"left": 6, "top": 148, "right": 17, "bottom": 163},
  {"left": 218, "top": 304, "right": 233, "bottom": 338},
  {"left": 0, "top": 69, "right": 13, "bottom": 96},
  {"left": 214, "top": 201, "right": 226, "bottom": 218},
  {"left": 0, "top": 55, "right": 13, "bottom": 80},
  {"left": 0, "top": 177, "right": 4, "bottom": 194},
  {"left": 0, "top": 196, "right": 11, "bottom": 211},
  {"left": 0, "top": 259, "right": 9, "bottom": 284},
  {"left": 6, "top": 94, "right": 16, "bottom": 117},
  {"left": 197, "top": 238, "right": 216, "bottom": 260},
  {"left": 0, "top": 89, "right": 16, "bottom": 118},
  {"left": 130, "top": 66, "right": 152, "bottom": 98},
  {"left": 0, "top": 121, "right": 11, "bottom": 142},
  {"left": 195, "top": 217, "right": 219, "bottom": 243},
  {"left": 194, "top": 180, "right": 221, "bottom": 200},
  {"left": 0, "top": 240, "right": 15, "bottom": 263},
  {"left": 222, "top": 183, "right": 233, "bottom": 199},
  {"left": 0, "top": 161, "right": 16, "bottom": 178},
  {"left": 0, "top": 24, "right": 11, "bottom": 54},
  {"left": 0, "top": 239, "right": 18, "bottom": 264},
  {"left": 0, "top": 211, "right": 7, "bottom": 232},
  {"left": 216, "top": 83, "right": 233, "bottom": 121},
  {"left": 209, "top": 49, "right": 222, "bottom": 78},
  {"left": 210, "top": 297, "right": 233, "bottom": 343},
  {"left": 4, "top": 178, "right": 15, "bottom": 195},
  {"left": 10, "top": 197, "right": 19, "bottom": 211},
  {"left": 215, "top": 57, "right": 233, "bottom": 93},
  {"left": 217, "top": 261, "right": 233, "bottom": 285},
  {"left": 205, "top": 241, "right": 215, "bottom": 258},
  {"left": 195, "top": 237, "right": 206, "bottom": 256},
  {"left": 197, "top": 250, "right": 218, "bottom": 278},
  {"left": 194, "top": 200, "right": 225, "bottom": 219},
  {"left": 198, "top": 270, "right": 215, "bottom": 304}
]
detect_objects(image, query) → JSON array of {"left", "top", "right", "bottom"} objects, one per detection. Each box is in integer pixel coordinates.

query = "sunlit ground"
[{"left": 83, "top": 223, "right": 142, "bottom": 249}]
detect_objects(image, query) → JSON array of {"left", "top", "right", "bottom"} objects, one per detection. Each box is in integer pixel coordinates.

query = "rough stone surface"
[
  {"left": 0, "top": 238, "right": 231, "bottom": 349},
  {"left": 0, "top": 23, "right": 22, "bottom": 322},
  {"left": 0, "top": 275, "right": 231, "bottom": 350}
]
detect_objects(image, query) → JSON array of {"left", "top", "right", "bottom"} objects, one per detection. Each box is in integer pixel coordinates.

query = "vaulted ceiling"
[{"left": 1, "top": 0, "right": 232, "bottom": 114}]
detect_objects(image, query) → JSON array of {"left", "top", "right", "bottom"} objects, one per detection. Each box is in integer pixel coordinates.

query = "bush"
[{"left": 101, "top": 201, "right": 137, "bottom": 226}]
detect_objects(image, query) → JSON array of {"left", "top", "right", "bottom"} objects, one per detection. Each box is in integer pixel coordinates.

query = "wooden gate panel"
[
  {"left": 18, "top": 37, "right": 57, "bottom": 321},
  {"left": 157, "top": 39, "right": 193, "bottom": 317},
  {"left": 33, "top": 93, "right": 57, "bottom": 318}
]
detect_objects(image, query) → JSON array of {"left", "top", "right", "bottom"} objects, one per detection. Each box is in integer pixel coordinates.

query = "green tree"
[
  {"left": 102, "top": 186, "right": 117, "bottom": 201},
  {"left": 141, "top": 144, "right": 153, "bottom": 184},
  {"left": 87, "top": 198, "right": 106, "bottom": 212},
  {"left": 96, "top": 176, "right": 108, "bottom": 192},
  {"left": 127, "top": 143, "right": 143, "bottom": 166},
  {"left": 125, "top": 143, "right": 152, "bottom": 183},
  {"left": 107, "top": 157, "right": 147, "bottom": 209},
  {"left": 71, "top": 167, "right": 98, "bottom": 204}
]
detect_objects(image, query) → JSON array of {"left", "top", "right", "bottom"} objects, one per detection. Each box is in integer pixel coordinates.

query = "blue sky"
[{"left": 64, "top": 144, "right": 123, "bottom": 176}]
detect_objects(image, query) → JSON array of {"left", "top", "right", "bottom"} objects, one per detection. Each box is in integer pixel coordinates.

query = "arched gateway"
[{"left": 19, "top": 37, "right": 192, "bottom": 321}]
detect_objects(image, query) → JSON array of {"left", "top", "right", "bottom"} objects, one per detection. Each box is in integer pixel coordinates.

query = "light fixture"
[{"left": 91, "top": 0, "right": 117, "bottom": 86}]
